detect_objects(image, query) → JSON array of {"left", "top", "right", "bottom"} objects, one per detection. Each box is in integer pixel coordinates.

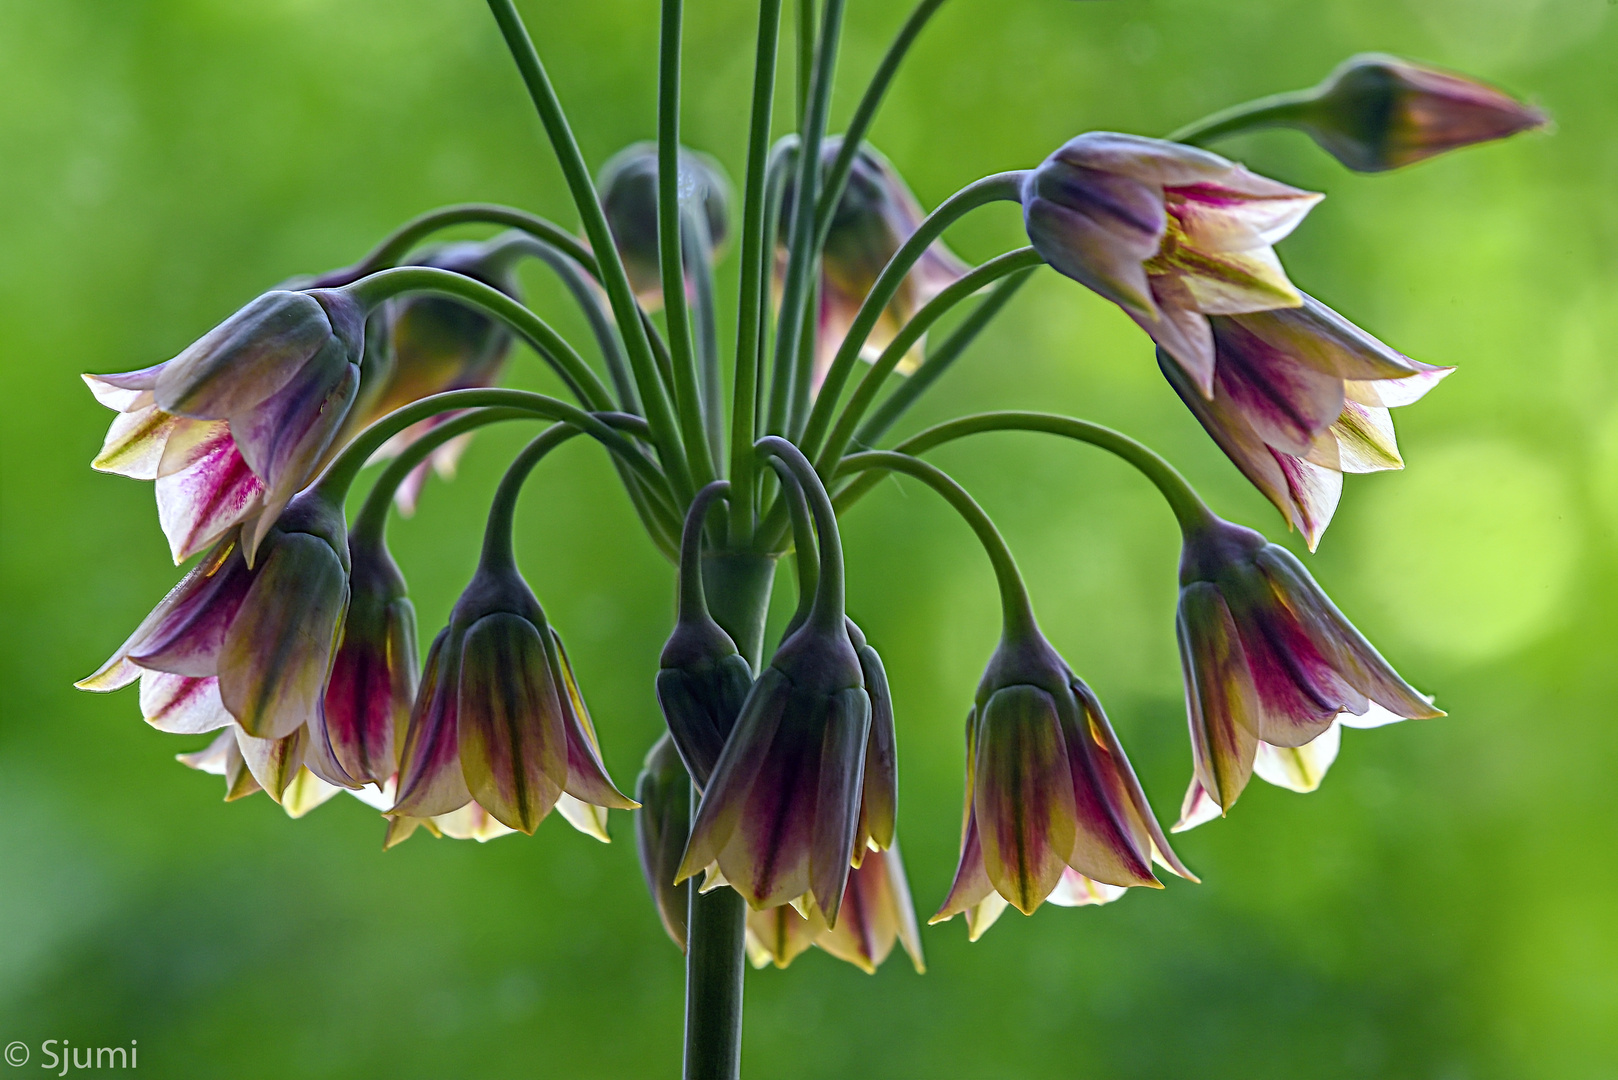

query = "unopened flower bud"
[
  {"left": 1296, "top": 54, "right": 1547, "bottom": 173},
  {"left": 635, "top": 732, "right": 694, "bottom": 950}
]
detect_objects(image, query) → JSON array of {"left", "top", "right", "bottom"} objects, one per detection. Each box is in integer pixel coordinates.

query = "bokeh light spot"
[{"left": 1351, "top": 439, "right": 1579, "bottom": 662}]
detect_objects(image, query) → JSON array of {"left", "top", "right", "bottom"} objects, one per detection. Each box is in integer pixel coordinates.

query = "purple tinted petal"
[
  {"left": 679, "top": 669, "right": 790, "bottom": 885},
  {"left": 155, "top": 428, "right": 265, "bottom": 564},
  {"left": 1177, "top": 582, "right": 1260, "bottom": 810},
  {"left": 1055, "top": 683, "right": 1160, "bottom": 888},
  {"left": 931, "top": 807, "right": 996, "bottom": 925},
  {"left": 128, "top": 541, "right": 254, "bottom": 678},
  {"left": 139, "top": 670, "right": 233, "bottom": 734},
  {"left": 392, "top": 630, "right": 474, "bottom": 819},
  {"left": 235, "top": 723, "right": 307, "bottom": 803},
  {"left": 457, "top": 613, "right": 567, "bottom": 834},
  {"left": 549, "top": 630, "right": 636, "bottom": 810},
  {"left": 84, "top": 365, "right": 166, "bottom": 411},
  {"left": 973, "top": 685, "right": 1077, "bottom": 914},
  {"left": 217, "top": 532, "right": 349, "bottom": 739},
  {"left": 808, "top": 687, "right": 871, "bottom": 923},
  {"left": 156, "top": 292, "right": 332, "bottom": 418},
  {"left": 1213, "top": 317, "right": 1346, "bottom": 455}
]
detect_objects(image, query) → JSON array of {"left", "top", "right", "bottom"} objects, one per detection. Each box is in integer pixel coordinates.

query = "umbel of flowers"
[{"left": 74, "top": 3, "right": 1543, "bottom": 1076}]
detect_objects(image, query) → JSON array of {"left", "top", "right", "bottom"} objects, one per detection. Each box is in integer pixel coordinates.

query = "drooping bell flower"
[
  {"left": 634, "top": 732, "right": 694, "bottom": 950},
  {"left": 390, "top": 551, "right": 636, "bottom": 834},
  {"left": 1021, "top": 132, "right": 1320, "bottom": 395},
  {"left": 656, "top": 482, "right": 754, "bottom": 788},
  {"left": 678, "top": 444, "right": 870, "bottom": 923},
  {"left": 932, "top": 628, "right": 1194, "bottom": 928},
  {"left": 1174, "top": 512, "right": 1442, "bottom": 821},
  {"left": 744, "top": 844, "right": 925, "bottom": 975},
  {"left": 598, "top": 141, "right": 732, "bottom": 308},
  {"left": 77, "top": 490, "right": 354, "bottom": 796},
  {"left": 85, "top": 289, "right": 365, "bottom": 563},
  {"left": 1289, "top": 54, "right": 1547, "bottom": 173},
  {"left": 321, "top": 529, "right": 419, "bottom": 788},
  {"left": 776, "top": 136, "right": 969, "bottom": 392},
  {"left": 1157, "top": 296, "right": 1453, "bottom": 549}
]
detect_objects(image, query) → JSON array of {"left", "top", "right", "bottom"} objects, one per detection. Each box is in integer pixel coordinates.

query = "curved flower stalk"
[
  {"left": 1174, "top": 512, "right": 1441, "bottom": 823},
  {"left": 1171, "top": 53, "right": 1547, "bottom": 173},
  {"left": 69, "top": 1, "right": 1543, "bottom": 1072}
]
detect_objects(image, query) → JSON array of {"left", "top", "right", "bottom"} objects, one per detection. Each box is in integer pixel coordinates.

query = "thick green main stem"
[
  {"left": 485, "top": 0, "right": 692, "bottom": 499},
  {"left": 837, "top": 451, "right": 1037, "bottom": 637},
  {"left": 683, "top": 549, "right": 775, "bottom": 1080},
  {"left": 728, "top": 0, "right": 786, "bottom": 545}
]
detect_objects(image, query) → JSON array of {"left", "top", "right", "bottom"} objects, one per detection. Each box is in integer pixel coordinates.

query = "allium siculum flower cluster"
[{"left": 73, "top": 3, "right": 1541, "bottom": 1019}]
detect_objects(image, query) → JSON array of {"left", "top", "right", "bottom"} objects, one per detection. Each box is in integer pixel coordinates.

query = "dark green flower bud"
[
  {"left": 634, "top": 732, "right": 693, "bottom": 951},
  {"left": 598, "top": 141, "right": 732, "bottom": 307}
]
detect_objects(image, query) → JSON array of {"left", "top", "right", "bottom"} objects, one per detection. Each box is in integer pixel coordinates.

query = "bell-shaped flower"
[
  {"left": 78, "top": 490, "right": 354, "bottom": 791},
  {"left": 656, "top": 483, "right": 754, "bottom": 788},
  {"left": 777, "top": 137, "right": 969, "bottom": 391},
  {"left": 1022, "top": 132, "right": 1321, "bottom": 395},
  {"left": 1175, "top": 513, "right": 1442, "bottom": 821},
  {"left": 1158, "top": 297, "right": 1453, "bottom": 549},
  {"left": 744, "top": 844, "right": 925, "bottom": 974},
  {"left": 85, "top": 289, "right": 365, "bottom": 563},
  {"left": 598, "top": 141, "right": 732, "bottom": 308},
  {"left": 678, "top": 445, "right": 870, "bottom": 923},
  {"left": 391, "top": 554, "right": 636, "bottom": 834},
  {"left": 932, "top": 629, "right": 1193, "bottom": 928},
  {"left": 634, "top": 733, "right": 695, "bottom": 950},
  {"left": 1292, "top": 54, "right": 1547, "bottom": 173},
  {"left": 321, "top": 531, "right": 419, "bottom": 788}
]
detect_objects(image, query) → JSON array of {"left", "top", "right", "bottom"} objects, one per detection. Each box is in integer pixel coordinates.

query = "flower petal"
[
  {"left": 1177, "top": 582, "right": 1261, "bottom": 810},
  {"left": 392, "top": 631, "right": 474, "bottom": 819},
  {"left": 139, "top": 670, "right": 233, "bottom": 734},
  {"left": 1253, "top": 722, "right": 1342, "bottom": 792},
  {"left": 973, "top": 686, "right": 1078, "bottom": 915}
]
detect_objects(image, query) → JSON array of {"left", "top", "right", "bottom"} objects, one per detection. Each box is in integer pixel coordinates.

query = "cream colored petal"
[
  {"left": 1253, "top": 722, "right": 1342, "bottom": 793},
  {"left": 556, "top": 793, "right": 611, "bottom": 843},
  {"left": 1175, "top": 245, "right": 1303, "bottom": 315},
  {"left": 1047, "top": 867, "right": 1129, "bottom": 907},
  {"left": 1344, "top": 364, "right": 1455, "bottom": 407},
  {"left": 1327, "top": 402, "right": 1403, "bottom": 473},
  {"left": 965, "top": 892, "right": 1009, "bottom": 942},
  {"left": 282, "top": 768, "right": 343, "bottom": 818},
  {"left": 93, "top": 406, "right": 180, "bottom": 480},
  {"left": 1172, "top": 777, "right": 1223, "bottom": 833}
]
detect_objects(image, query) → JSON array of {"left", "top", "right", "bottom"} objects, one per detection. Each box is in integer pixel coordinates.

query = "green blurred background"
[{"left": 3, "top": 0, "right": 1615, "bottom": 1076}]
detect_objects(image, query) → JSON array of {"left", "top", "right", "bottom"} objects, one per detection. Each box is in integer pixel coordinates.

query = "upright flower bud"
[
  {"left": 932, "top": 628, "right": 1193, "bottom": 930},
  {"left": 1157, "top": 295, "right": 1452, "bottom": 549},
  {"left": 776, "top": 137, "right": 968, "bottom": 391},
  {"left": 77, "top": 490, "right": 354, "bottom": 797},
  {"left": 1174, "top": 513, "right": 1442, "bottom": 820},
  {"left": 391, "top": 549, "right": 636, "bottom": 834},
  {"left": 598, "top": 141, "right": 732, "bottom": 308},
  {"left": 85, "top": 289, "right": 365, "bottom": 563},
  {"left": 1294, "top": 54, "right": 1546, "bottom": 173},
  {"left": 656, "top": 483, "right": 754, "bottom": 787},
  {"left": 1021, "top": 132, "right": 1320, "bottom": 395},
  {"left": 322, "top": 529, "right": 419, "bottom": 787},
  {"left": 679, "top": 442, "right": 870, "bottom": 923},
  {"left": 635, "top": 732, "right": 694, "bottom": 950}
]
